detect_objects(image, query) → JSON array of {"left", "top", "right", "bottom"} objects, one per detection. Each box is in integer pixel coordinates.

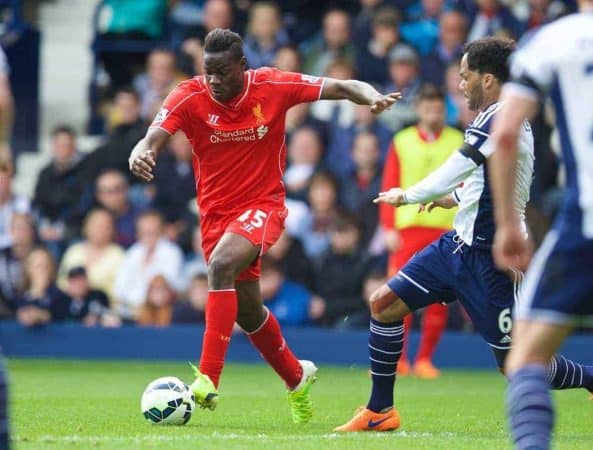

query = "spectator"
[
  {"left": 340, "top": 131, "right": 382, "bottom": 245},
  {"left": 420, "top": 10, "right": 467, "bottom": 88},
  {"left": 400, "top": 0, "right": 446, "bottom": 55},
  {"left": 97, "top": 0, "right": 168, "bottom": 90},
  {"left": 285, "top": 102, "right": 327, "bottom": 144},
  {"left": 518, "top": 0, "right": 568, "bottom": 33},
  {"left": 172, "top": 272, "right": 207, "bottom": 324},
  {"left": 113, "top": 211, "right": 183, "bottom": 321},
  {"left": 467, "top": 0, "right": 521, "bottom": 41},
  {"left": 95, "top": 170, "right": 145, "bottom": 248},
  {"left": 0, "top": 157, "right": 30, "bottom": 249},
  {"left": 57, "top": 208, "right": 124, "bottom": 303},
  {"left": 310, "top": 58, "right": 356, "bottom": 131},
  {"left": 0, "top": 213, "right": 35, "bottom": 317},
  {"left": 301, "top": 9, "right": 356, "bottom": 76},
  {"left": 352, "top": 0, "right": 386, "bottom": 44},
  {"left": 62, "top": 266, "right": 113, "bottom": 326},
  {"left": 378, "top": 43, "right": 422, "bottom": 132},
  {"left": 181, "top": 225, "right": 207, "bottom": 290},
  {"left": 88, "top": 88, "right": 147, "bottom": 184},
  {"left": 16, "top": 247, "right": 69, "bottom": 327},
  {"left": 137, "top": 275, "right": 176, "bottom": 327},
  {"left": 260, "top": 257, "right": 323, "bottom": 326},
  {"left": 274, "top": 46, "right": 301, "bottom": 72},
  {"left": 339, "top": 271, "right": 387, "bottom": 328},
  {"left": 297, "top": 171, "right": 340, "bottom": 258},
  {"left": 134, "top": 49, "right": 181, "bottom": 121},
  {"left": 243, "top": 1, "right": 290, "bottom": 69},
  {"left": 355, "top": 6, "right": 401, "bottom": 86},
  {"left": 325, "top": 104, "right": 392, "bottom": 177},
  {"left": 152, "top": 132, "right": 196, "bottom": 224},
  {"left": 0, "top": 46, "right": 13, "bottom": 158},
  {"left": 266, "top": 231, "right": 315, "bottom": 290},
  {"left": 284, "top": 127, "right": 324, "bottom": 202},
  {"left": 34, "top": 125, "right": 90, "bottom": 255},
  {"left": 313, "top": 211, "right": 371, "bottom": 326}
]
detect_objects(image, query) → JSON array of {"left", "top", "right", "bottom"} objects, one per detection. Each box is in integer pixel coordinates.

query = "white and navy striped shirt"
[
  {"left": 453, "top": 102, "right": 534, "bottom": 247},
  {"left": 506, "top": 12, "right": 593, "bottom": 241}
]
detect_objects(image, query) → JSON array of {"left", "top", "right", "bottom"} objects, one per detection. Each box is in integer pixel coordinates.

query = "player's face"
[
  {"left": 204, "top": 51, "right": 246, "bottom": 102},
  {"left": 459, "top": 54, "right": 484, "bottom": 112}
]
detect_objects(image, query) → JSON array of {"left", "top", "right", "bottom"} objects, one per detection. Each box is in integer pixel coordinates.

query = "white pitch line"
[{"left": 19, "top": 431, "right": 457, "bottom": 443}]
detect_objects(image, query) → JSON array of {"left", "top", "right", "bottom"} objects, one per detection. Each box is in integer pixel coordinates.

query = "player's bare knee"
[
  {"left": 207, "top": 254, "right": 237, "bottom": 289},
  {"left": 368, "top": 286, "right": 407, "bottom": 323}
]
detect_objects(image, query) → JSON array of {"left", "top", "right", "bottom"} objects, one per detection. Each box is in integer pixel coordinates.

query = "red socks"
[
  {"left": 417, "top": 303, "right": 448, "bottom": 361},
  {"left": 401, "top": 313, "right": 413, "bottom": 363},
  {"left": 247, "top": 310, "right": 303, "bottom": 390},
  {"left": 199, "top": 290, "right": 238, "bottom": 388}
]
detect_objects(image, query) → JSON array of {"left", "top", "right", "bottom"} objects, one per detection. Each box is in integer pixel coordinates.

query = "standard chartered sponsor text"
[{"left": 210, "top": 127, "right": 257, "bottom": 143}]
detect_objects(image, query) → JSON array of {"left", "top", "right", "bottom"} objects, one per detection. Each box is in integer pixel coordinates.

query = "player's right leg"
[{"left": 190, "top": 231, "right": 261, "bottom": 410}]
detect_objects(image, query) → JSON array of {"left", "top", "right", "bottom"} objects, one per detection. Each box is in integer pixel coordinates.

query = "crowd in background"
[{"left": 0, "top": 0, "right": 575, "bottom": 330}]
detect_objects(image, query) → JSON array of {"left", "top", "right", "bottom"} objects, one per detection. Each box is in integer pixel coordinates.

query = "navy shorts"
[
  {"left": 388, "top": 231, "right": 520, "bottom": 349},
  {"left": 517, "top": 229, "right": 593, "bottom": 326}
]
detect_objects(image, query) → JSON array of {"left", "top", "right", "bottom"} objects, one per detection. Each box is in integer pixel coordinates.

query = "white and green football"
[{"left": 141, "top": 376, "right": 195, "bottom": 425}]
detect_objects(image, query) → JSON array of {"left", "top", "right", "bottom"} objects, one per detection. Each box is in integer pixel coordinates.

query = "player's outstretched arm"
[
  {"left": 128, "top": 128, "right": 170, "bottom": 182},
  {"left": 490, "top": 91, "right": 538, "bottom": 270},
  {"left": 320, "top": 78, "right": 402, "bottom": 114},
  {"left": 373, "top": 150, "right": 477, "bottom": 208}
]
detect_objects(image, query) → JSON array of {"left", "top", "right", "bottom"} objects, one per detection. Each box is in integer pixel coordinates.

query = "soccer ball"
[{"left": 141, "top": 376, "right": 195, "bottom": 425}]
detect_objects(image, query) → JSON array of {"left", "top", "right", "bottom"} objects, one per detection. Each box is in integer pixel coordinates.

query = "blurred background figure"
[
  {"left": 57, "top": 208, "right": 124, "bottom": 304},
  {"left": 172, "top": 272, "right": 207, "bottom": 325},
  {"left": 113, "top": 211, "right": 182, "bottom": 321},
  {"left": 0, "top": 46, "right": 13, "bottom": 159},
  {"left": 95, "top": 170, "right": 145, "bottom": 248},
  {"left": 137, "top": 275, "right": 176, "bottom": 327},
  {"left": 260, "top": 257, "right": 323, "bottom": 326},
  {"left": 243, "top": 1, "right": 289, "bottom": 69},
  {"left": 0, "top": 157, "right": 30, "bottom": 249},
  {"left": 16, "top": 247, "right": 68, "bottom": 327},
  {"left": 62, "top": 266, "right": 111, "bottom": 326},
  {"left": 0, "top": 213, "right": 36, "bottom": 318},
  {"left": 284, "top": 127, "right": 324, "bottom": 202}
]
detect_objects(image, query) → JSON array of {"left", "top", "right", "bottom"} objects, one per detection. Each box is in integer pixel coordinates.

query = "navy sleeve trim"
[{"left": 459, "top": 143, "right": 486, "bottom": 166}]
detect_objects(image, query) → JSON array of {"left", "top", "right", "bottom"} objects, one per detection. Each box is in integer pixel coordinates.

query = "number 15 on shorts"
[{"left": 238, "top": 209, "right": 268, "bottom": 233}]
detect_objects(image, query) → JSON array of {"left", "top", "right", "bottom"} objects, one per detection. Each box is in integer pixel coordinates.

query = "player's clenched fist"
[
  {"left": 370, "top": 92, "right": 402, "bottom": 114},
  {"left": 373, "top": 187, "right": 407, "bottom": 207},
  {"left": 129, "top": 141, "right": 156, "bottom": 182}
]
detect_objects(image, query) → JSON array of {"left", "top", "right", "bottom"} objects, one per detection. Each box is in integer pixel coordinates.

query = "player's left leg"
[
  {"left": 505, "top": 320, "right": 572, "bottom": 450},
  {"left": 235, "top": 281, "right": 317, "bottom": 424}
]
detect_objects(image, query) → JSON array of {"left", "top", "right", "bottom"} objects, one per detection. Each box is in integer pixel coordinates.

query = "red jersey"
[{"left": 150, "top": 68, "right": 325, "bottom": 216}]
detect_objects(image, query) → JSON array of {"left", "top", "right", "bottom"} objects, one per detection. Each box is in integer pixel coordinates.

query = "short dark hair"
[
  {"left": 372, "top": 6, "right": 401, "bottom": 28},
  {"left": 331, "top": 210, "right": 361, "bottom": 234},
  {"left": 204, "top": 28, "right": 244, "bottom": 61},
  {"left": 51, "top": 124, "right": 76, "bottom": 138},
  {"left": 463, "top": 37, "right": 516, "bottom": 83},
  {"left": 416, "top": 83, "right": 445, "bottom": 103},
  {"left": 115, "top": 87, "right": 140, "bottom": 102}
]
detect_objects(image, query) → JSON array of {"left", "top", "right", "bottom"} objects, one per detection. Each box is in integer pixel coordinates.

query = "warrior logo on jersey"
[
  {"left": 154, "top": 108, "right": 169, "bottom": 123},
  {"left": 252, "top": 103, "right": 266, "bottom": 125}
]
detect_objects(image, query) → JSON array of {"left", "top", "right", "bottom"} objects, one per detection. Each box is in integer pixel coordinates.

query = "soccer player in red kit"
[{"left": 129, "top": 28, "right": 401, "bottom": 424}]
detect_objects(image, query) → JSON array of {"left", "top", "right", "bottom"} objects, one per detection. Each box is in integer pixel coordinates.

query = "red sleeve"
[
  {"left": 259, "top": 68, "right": 324, "bottom": 109},
  {"left": 149, "top": 81, "right": 196, "bottom": 135},
  {"left": 379, "top": 141, "right": 400, "bottom": 230}
]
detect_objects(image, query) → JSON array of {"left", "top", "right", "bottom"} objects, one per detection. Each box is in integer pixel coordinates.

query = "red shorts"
[
  {"left": 201, "top": 206, "right": 288, "bottom": 281},
  {"left": 388, "top": 227, "right": 449, "bottom": 276}
]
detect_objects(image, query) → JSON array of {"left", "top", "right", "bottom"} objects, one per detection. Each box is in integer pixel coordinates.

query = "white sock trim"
[
  {"left": 208, "top": 289, "right": 237, "bottom": 292},
  {"left": 245, "top": 307, "right": 270, "bottom": 335}
]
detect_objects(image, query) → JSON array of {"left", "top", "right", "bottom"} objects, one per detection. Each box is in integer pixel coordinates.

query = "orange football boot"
[
  {"left": 334, "top": 407, "right": 401, "bottom": 432},
  {"left": 397, "top": 359, "right": 411, "bottom": 376},
  {"left": 414, "top": 359, "right": 440, "bottom": 379}
]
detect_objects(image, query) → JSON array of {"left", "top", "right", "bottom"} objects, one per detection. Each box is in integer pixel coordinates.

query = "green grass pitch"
[{"left": 8, "top": 359, "right": 592, "bottom": 449}]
